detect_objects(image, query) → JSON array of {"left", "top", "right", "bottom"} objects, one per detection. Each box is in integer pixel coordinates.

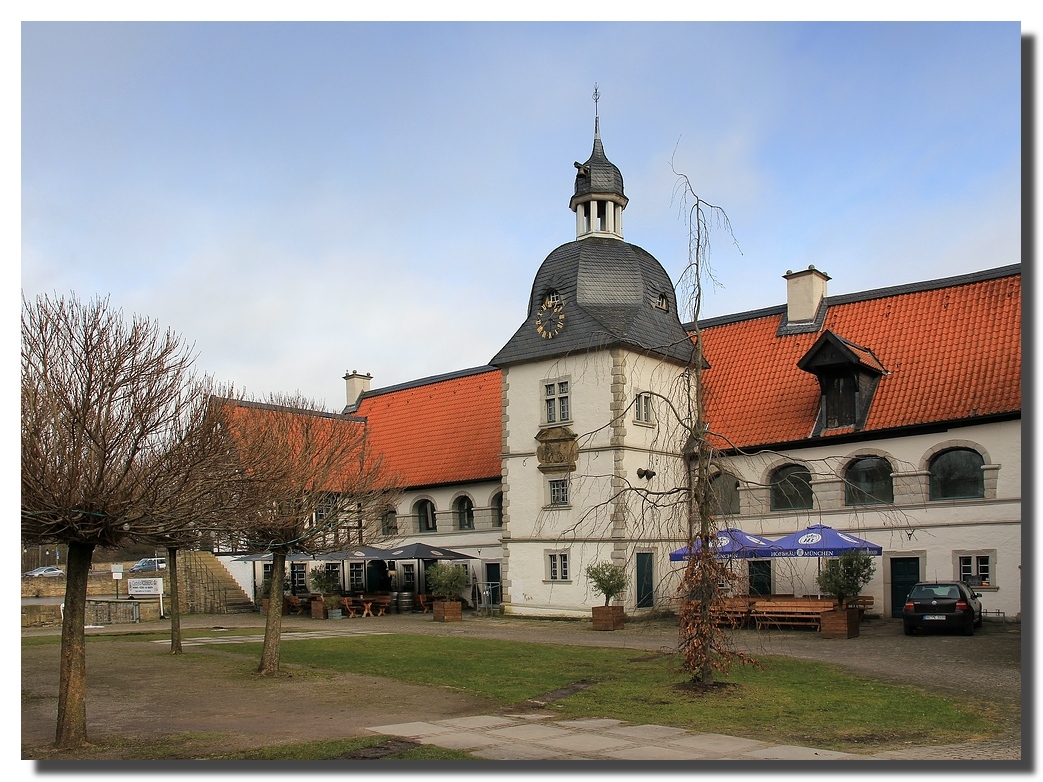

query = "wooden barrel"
[
  {"left": 388, "top": 591, "right": 400, "bottom": 613},
  {"left": 397, "top": 592, "right": 414, "bottom": 614}
]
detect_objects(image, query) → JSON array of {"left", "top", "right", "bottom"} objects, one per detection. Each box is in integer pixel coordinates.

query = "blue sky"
[{"left": 20, "top": 20, "right": 1024, "bottom": 411}]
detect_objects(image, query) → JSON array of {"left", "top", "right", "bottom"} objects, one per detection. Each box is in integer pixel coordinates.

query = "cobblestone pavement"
[{"left": 25, "top": 609, "right": 1023, "bottom": 762}]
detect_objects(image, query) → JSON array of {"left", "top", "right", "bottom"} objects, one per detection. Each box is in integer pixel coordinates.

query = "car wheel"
[
  {"left": 974, "top": 614, "right": 983, "bottom": 629},
  {"left": 903, "top": 623, "right": 914, "bottom": 636}
]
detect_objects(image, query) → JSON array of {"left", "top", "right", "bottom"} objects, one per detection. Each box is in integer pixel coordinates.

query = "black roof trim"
[
  {"left": 215, "top": 396, "right": 365, "bottom": 423},
  {"left": 715, "top": 410, "right": 1021, "bottom": 456},
  {"left": 684, "top": 264, "right": 1021, "bottom": 331}
]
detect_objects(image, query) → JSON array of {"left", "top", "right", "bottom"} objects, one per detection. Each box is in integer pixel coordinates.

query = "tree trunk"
[
  {"left": 167, "top": 546, "right": 182, "bottom": 655},
  {"left": 55, "top": 540, "right": 94, "bottom": 748},
  {"left": 257, "top": 550, "right": 286, "bottom": 675}
]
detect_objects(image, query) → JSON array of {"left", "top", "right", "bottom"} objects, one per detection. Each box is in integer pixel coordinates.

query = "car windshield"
[{"left": 909, "top": 585, "right": 960, "bottom": 599}]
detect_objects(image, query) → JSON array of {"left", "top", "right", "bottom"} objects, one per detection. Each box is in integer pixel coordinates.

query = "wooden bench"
[
  {"left": 416, "top": 594, "right": 431, "bottom": 614},
  {"left": 285, "top": 596, "right": 308, "bottom": 616},
  {"left": 751, "top": 599, "right": 836, "bottom": 631},
  {"left": 849, "top": 595, "right": 874, "bottom": 621},
  {"left": 369, "top": 596, "right": 392, "bottom": 616}
]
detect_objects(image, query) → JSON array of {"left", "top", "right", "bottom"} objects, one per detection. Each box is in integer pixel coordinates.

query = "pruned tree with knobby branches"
[
  {"left": 21, "top": 292, "right": 241, "bottom": 747},
  {"left": 214, "top": 395, "right": 399, "bottom": 675}
]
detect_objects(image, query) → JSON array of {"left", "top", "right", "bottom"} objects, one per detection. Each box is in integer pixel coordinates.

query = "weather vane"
[{"left": 592, "top": 83, "right": 600, "bottom": 133}]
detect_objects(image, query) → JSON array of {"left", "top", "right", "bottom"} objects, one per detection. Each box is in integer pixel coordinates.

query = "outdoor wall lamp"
[{"left": 636, "top": 468, "right": 656, "bottom": 479}]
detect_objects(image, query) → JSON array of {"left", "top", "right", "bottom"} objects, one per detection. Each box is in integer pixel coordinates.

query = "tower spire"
[{"left": 592, "top": 83, "right": 600, "bottom": 138}]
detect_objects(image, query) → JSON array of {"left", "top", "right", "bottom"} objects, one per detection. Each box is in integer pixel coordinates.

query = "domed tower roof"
[{"left": 491, "top": 106, "right": 694, "bottom": 369}]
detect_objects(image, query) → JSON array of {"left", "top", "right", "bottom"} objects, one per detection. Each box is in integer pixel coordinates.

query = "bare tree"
[
  {"left": 20, "top": 293, "right": 228, "bottom": 747},
  {"left": 214, "top": 395, "right": 398, "bottom": 675}
]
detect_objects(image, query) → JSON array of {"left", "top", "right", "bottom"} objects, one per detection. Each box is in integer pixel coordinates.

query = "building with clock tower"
[{"left": 489, "top": 117, "right": 698, "bottom": 616}]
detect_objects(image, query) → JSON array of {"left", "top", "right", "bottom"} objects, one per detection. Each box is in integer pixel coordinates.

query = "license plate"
[{"left": 923, "top": 615, "right": 946, "bottom": 620}]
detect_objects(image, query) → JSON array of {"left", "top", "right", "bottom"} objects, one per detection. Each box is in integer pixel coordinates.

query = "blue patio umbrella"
[
  {"left": 767, "top": 524, "right": 882, "bottom": 558},
  {"left": 669, "top": 528, "right": 776, "bottom": 561}
]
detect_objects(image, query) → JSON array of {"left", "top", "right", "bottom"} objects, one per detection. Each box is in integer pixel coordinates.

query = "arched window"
[
  {"left": 415, "top": 499, "right": 437, "bottom": 532},
  {"left": 845, "top": 456, "right": 894, "bottom": 505},
  {"left": 455, "top": 496, "right": 475, "bottom": 530},
  {"left": 709, "top": 473, "right": 740, "bottom": 516},
  {"left": 492, "top": 492, "right": 504, "bottom": 527},
  {"left": 930, "top": 448, "right": 985, "bottom": 500},
  {"left": 770, "top": 464, "right": 813, "bottom": 511}
]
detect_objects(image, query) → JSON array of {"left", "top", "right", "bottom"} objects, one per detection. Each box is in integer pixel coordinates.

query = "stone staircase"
[{"left": 177, "top": 551, "right": 256, "bottom": 614}]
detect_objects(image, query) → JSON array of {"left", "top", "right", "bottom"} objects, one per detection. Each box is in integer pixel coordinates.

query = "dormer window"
[
  {"left": 656, "top": 293, "right": 670, "bottom": 312},
  {"left": 797, "top": 330, "right": 886, "bottom": 435},
  {"left": 543, "top": 290, "right": 561, "bottom": 307}
]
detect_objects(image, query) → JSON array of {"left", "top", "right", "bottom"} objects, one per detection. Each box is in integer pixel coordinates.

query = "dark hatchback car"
[{"left": 903, "top": 581, "right": 983, "bottom": 636}]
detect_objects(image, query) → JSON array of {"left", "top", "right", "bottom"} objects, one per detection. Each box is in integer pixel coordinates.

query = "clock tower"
[{"left": 490, "top": 97, "right": 694, "bottom": 618}]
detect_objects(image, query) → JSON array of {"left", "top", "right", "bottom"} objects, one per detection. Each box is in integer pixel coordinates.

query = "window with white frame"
[
  {"left": 549, "top": 478, "right": 569, "bottom": 506},
  {"left": 400, "top": 563, "right": 415, "bottom": 591},
  {"left": 956, "top": 551, "right": 995, "bottom": 588},
  {"left": 546, "top": 551, "right": 570, "bottom": 581},
  {"left": 544, "top": 379, "right": 570, "bottom": 424},
  {"left": 348, "top": 562, "right": 365, "bottom": 592},
  {"left": 634, "top": 392, "right": 654, "bottom": 424}
]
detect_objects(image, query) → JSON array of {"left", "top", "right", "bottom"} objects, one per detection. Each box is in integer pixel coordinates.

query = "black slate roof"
[{"left": 490, "top": 237, "right": 696, "bottom": 367}]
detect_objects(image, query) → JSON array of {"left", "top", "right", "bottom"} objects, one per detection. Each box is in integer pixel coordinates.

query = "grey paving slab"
[
  {"left": 533, "top": 732, "right": 635, "bottom": 753},
  {"left": 471, "top": 743, "right": 579, "bottom": 760},
  {"left": 742, "top": 744, "right": 862, "bottom": 760},
  {"left": 666, "top": 733, "right": 770, "bottom": 754},
  {"left": 605, "top": 724, "right": 690, "bottom": 740},
  {"left": 418, "top": 732, "right": 506, "bottom": 750},
  {"left": 366, "top": 721, "right": 453, "bottom": 737},
  {"left": 486, "top": 723, "right": 576, "bottom": 741},
  {"left": 434, "top": 715, "right": 519, "bottom": 729},
  {"left": 603, "top": 745, "right": 715, "bottom": 760},
  {"left": 558, "top": 718, "right": 626, "bottom": 730}
]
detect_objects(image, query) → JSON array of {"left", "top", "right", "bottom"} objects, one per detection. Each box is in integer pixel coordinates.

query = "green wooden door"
[{"left": 890, "top": 557, "right": 920, "bottom": 617}]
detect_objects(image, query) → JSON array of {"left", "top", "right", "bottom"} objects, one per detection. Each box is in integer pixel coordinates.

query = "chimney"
[
  {"left": 344, "top": 370, "right": 372, "bottom": 408},
  {"left": 783, "top": 266, "right": 830, "bottom": 323}
]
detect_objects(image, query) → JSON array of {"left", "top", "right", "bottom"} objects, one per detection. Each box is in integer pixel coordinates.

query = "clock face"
[{"left": 535, "top": 300, "right": 565, "bottom": 339}]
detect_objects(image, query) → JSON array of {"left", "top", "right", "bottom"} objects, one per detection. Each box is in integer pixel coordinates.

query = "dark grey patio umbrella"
[
  {"left": 382, "top": 542, "right": 475, "bottom": 560},
  {"left": 317, "top": 546, "right": 392, "bottom": 561}
]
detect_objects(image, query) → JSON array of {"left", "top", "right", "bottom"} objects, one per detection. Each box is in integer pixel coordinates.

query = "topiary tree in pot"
[
  {"left": 426, "top": 562, "right": 469, "bottom": 622},
  {"left": 585, "top": 561, "right": 627, "bottom": 630},
  {"left": 309, "top": 566, "right": 343, "bottom": 618},
  {"left": 817, "top": 550, "right": 876, "bottom": 638}
]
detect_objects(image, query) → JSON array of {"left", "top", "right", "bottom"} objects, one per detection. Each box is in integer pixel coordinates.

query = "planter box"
[
  {"left": 260, "top": 598, "right": 289, "bottom": 616},
  {"left": 433, "top": 600, "right": 462, "bottom": 622},
  {"left": 820, "top": 607, "right": 860, "bottom": 639},
  {"left": 591, "top": 604, "right": 625, "bottom": 631},
  {"left": 327, "top": 608, "right": 343, "bottom": 619},
  {"left": 311, "top": 597, "right": 328, "bottom": 619}
]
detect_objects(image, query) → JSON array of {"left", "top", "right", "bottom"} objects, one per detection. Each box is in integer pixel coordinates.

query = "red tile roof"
[
  {"left": 700, "top": 268, "right": 1021, "bottom": 450},
  {"left": 354, "top": 368, "right": 503, "bottom": 488}
]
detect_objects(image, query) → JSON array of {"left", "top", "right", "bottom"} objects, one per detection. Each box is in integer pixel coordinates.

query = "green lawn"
[{"left": 222, "top": 634, "right": 1000, "bottom": 752}]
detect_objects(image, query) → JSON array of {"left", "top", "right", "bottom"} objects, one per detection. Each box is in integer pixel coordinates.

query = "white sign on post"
[{"left": 128, "top": 578, "right": 165, "bottom": 617}]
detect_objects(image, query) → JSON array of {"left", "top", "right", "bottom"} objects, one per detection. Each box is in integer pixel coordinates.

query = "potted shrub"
[
  {"left": 309, "top": 567, "right": 343, "bottom": 619},
  {"left": 257, "top": 573, "right": 289, "bottom": 615},
  {"left": 585, "top": 561, "right": 627, "bottom": 630},
  {"left": 324, "top": 594, "right": 343, "bottom": 619},
  {"left": 817, "top": 550, "right": 876, "bottom": 639},
  {"left": 426, "top": 562, "right": 469, "bottom": 622}
]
